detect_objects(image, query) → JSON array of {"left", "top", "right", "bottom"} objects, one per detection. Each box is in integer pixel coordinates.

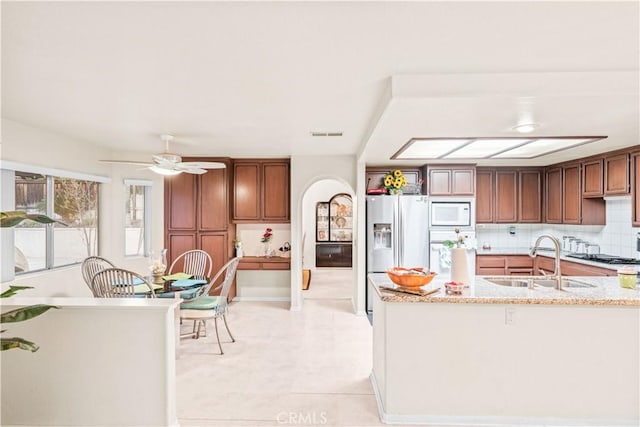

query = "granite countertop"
[
  {"left": 476, "top": 247, "right": 640, "bottom": 272},
  {"left": 369, "top": 273, "right": 640, "bottom": 306}
]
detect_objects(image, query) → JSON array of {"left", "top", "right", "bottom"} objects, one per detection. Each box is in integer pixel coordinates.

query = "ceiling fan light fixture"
[
  {"left": 512, "top": 123, "right": 539, "bottom": 133},
  {"left": 149, "top": 166, "right": 182, "bottom": 176}
]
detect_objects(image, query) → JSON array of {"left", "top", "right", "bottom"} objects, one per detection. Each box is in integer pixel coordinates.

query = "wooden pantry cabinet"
[
  {"left": 164, "top": 160, "right": 236, "bottom": 299},
  {"left": 232, "top": 159, "right": 290, "bottom": 222}
]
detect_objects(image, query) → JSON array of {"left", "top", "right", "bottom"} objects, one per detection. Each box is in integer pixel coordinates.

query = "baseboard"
[
  {"left": 369, "top": 372, "right": 635, "bottom": 426},
  {"left": 233, "top": 297, "right": 291, "bottom": 302}
]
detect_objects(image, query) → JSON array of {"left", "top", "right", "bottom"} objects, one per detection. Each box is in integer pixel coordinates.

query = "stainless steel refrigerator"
[{"left": 366, "top": 195, "right": 429, "bottom": 312}]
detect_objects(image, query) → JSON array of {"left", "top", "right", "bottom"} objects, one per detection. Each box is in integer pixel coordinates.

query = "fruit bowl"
[{"left": 386, "top": 267, "right": 437, "bottom": 289}]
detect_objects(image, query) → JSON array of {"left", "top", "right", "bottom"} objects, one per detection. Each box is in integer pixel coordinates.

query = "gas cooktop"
[{"left": 567, "top": 253, "right": 640, "bottom": 265}]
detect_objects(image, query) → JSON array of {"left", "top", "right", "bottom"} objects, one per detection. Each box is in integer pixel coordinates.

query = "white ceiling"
[{"left": 2, "top": 1, "right": 639, "bottom": 166}]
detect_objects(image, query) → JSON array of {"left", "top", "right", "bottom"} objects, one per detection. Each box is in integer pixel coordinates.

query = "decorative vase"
[
  {"left": 450, "top": 247, "right": 470, "bottom": 285},
  {"left": 389, "top": 188, "right": 403, "bottom": 195},
  {"left": 263, "top": 242, "right": 273, "bottom": 258}
]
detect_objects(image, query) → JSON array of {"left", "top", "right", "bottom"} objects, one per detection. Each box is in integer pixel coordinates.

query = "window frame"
[
  {"left": 124, "top": 179, "right": 153, "bottom": 258},
  {"left": 1, "top": 161, "right": 109, "bottom": 277}
]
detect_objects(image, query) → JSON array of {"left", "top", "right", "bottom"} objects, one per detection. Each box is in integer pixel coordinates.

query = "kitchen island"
[{"left": 369, "top": 273, "right": 639, "bottom": 426}]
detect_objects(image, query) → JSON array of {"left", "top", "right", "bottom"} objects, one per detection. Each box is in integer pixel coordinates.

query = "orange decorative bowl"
[{"left": 386, "top": 267, "right": 437, "bottom": 289}]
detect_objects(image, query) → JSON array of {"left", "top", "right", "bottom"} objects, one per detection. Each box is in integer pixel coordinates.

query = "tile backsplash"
[{"left": 476, "top": 196, "right": 640, "bottom": 258}]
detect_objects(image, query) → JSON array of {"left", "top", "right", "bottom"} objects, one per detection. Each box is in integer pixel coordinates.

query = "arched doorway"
[{"left": 300, "top": 178, "right": 355, "bottom": 304}]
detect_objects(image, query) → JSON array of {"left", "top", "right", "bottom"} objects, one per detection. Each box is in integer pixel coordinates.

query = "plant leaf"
[
  {"left": 1, "top": 305, "right": 59, "bottom": 324},
  {"left": 0, "top": 211, "right": 66, "bottom": 228},
  {"left": 1, "top": 337, "right": 39, "bottom": 352},
  {"left": 0, "top": 285, "right": 34, "bottom": 298}
]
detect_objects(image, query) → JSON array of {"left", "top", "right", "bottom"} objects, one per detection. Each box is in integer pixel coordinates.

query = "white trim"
[
  {"left": 1, "top": 160, "right": 110, "bottom": 183},
  {"left": 233, "top": 297, "right": 291, "bottom": 302},
  {"left": 369, "top": 372, "right": 636, "bottom": 426},
  {"left": 123, "top": 178, "right": 153, "bottom": 186}
]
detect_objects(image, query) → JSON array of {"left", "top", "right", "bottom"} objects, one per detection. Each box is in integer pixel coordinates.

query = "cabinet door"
[
  {"left": 495, "top": 171, "right": 517, "bottom": 223},
  {"left": 604, "top": 154, "right": 629, "bottom": 195},
  {"left": 199, "top": 168, "right": 228, "bottom": 231},
  {"left": 633, "top": 152, "right": 640, "bottom": 227},
  {"left": 428, "top": 169, "right": 451, "bottom": 195},
  {"left": 233, "top": 162, "right": 260, "bottom": 220},
  {"left": 200, "top": 233, "right": 230, "bottom": 297},
  {"left": 166, "top": 233, "right": 197, "bottom": 268},
  {"left": 452, "top": 169, "right": 475, "bottom": 195},
  {"left": 545, "top": 167, "right": 562, "bottom": 223},
  {"left": 563, "top": 164, "right": 581, "bottom": 224},
  {"left": 262, "top": 161, "right": 289, "bottom": 221},
  {"left": 475, "top": 169, "right": 494, "bottom": 223},
  {"left": 166, "top": 173, "right": 197, "bottom": 230},
  {"left": 518, "top": 170, "right": 542, "bottom": 223},
  {"left": 582, "top": 159, "right": 603, "bottom": 197}
]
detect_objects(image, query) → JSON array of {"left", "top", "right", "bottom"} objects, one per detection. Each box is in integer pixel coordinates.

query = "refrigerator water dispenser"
[{"left": 373, "top": 224, "right": 392, "bottom": 249}]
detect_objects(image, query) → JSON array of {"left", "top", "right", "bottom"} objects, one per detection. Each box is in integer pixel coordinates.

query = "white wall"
[
  {"left": 1, "top": 119, "right": 165, "bottom": 296},
  {"left": 301, "top": 179, "right": 353, "bottom": 268},
  {"left": 289, "top": 155, "right": 357, "bottom": 311}
]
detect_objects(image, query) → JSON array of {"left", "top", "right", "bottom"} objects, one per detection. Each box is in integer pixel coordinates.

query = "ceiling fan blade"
[
  {"left": 179, "top": 161, "right": 226, "bottom": 169},
  {"left": 100, "top": 160, "right": 155, "bottom": 167},
  {"left": 177, "top": 167, "right": 207, "bottom": 175}
]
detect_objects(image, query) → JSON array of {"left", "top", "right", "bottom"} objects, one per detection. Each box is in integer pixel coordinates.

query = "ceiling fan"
[{"left": 100, "top": 134, "right": 225, "bottom": 175}]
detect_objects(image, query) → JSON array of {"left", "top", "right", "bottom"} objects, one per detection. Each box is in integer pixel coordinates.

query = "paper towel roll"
[{"left": 450, "top": 247, "right": 470, "bottom": 285}]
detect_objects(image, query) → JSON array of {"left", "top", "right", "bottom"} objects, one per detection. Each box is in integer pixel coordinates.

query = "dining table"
[{"left": 134, "top": 274, "right": 208, "bottom": 299}]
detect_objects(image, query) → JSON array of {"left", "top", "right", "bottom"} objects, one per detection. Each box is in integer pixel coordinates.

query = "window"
[
  {"left": 14, "top": 171, "right": 100, "bottom": 273},
  {"left": 124, "top": 180, "right": 152, "bottom": 257}
]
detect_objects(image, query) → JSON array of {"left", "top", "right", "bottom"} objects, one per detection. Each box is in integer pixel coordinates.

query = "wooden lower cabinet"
[
  {"left": 480, "top": 254, "right": 615, "bottom": 277},
  {"left": 476, "top": 255, "right": 532, "bottom": 275},
  {"left": 535, "top": 256, "right": 615, "bottom": 276},
  {"left": 316, "top": 243, "right": 352, "bottom": 267}
]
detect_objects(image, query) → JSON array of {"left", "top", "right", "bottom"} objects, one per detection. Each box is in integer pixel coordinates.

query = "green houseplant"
[{"left": 1, "top": 211, "right": 62, "bottom": 352}]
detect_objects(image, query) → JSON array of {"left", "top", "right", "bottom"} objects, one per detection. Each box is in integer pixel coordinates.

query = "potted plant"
[{"left": 1, "top": 211, "right": 63, "bottom": 352}]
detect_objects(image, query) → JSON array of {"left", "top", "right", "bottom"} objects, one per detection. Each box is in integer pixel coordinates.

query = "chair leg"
[
  {"left": 214, "top": 317, "right": 223, "bottom": 355},
  {"left": 192, "top": 320, "right": 198, "bottom": 338},
  {"left": 223, "top": 314, "right": 235, "bottom": 343},
  {"left": 196, "top": 319, "right": 203, "bottom": 339}
]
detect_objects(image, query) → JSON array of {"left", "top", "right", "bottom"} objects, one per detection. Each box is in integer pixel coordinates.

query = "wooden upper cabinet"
[
  {"left": 427, "top": 166, "right": 475, "bottom": 196},
  {"left": 166, "top": 173, "right": 197, "bottom": 230},
  {"left": 545, "top": 167, "right": 562, "bottom": 223},
  {"left": 633, "top": 151, "right": 640, "bottom": 227},
  {"left": 562, "top": 164, "right": 581, "bottom": 224},
  {"left": 262, "top": 161, "right": 290, "bottom": 221},
  {"left": 518, "top": 170, "right": 542, "bottom": 223},
  {"left": 604, "top": 153, "right": 630, "bottom": 195},
  {"left": 495, "top": 170, "right": 517, "bottom": 223},
  {"left": 475, "top": 169, "right": 494, "bottom": 223},
  {"left": 582, "top": 159, "right": 603, "bottom": 197},
  {"left": 233, "top": 162, "right": 260, "bottom": 221},
  {"left": 233, "top": 159, "right": 290, "bottom": 222},
  {"left": 199, "top": 168, "right": 228, "bottom": 231}
]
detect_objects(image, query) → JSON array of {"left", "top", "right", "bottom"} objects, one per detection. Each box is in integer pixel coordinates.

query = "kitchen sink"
[{"left": 483, "top": 276, "right": 595, "bottom": 289}]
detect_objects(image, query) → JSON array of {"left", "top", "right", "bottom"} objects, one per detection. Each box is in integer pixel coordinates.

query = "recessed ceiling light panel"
[
  {"left": 393, "top": 136, "right": 607, "bottom": 160},
  {"left": 393, "top": 139, "right": 471, "bottom": 159}
]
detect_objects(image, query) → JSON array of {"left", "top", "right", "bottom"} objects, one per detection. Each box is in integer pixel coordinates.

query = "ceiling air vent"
[{"left": 310, "top": 132, "right": 343, "bottom": 137}]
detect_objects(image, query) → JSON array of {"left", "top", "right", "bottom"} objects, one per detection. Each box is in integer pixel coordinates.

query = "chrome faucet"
[{"left": 529, "top": 234, "right": 563, "bottom": 290}]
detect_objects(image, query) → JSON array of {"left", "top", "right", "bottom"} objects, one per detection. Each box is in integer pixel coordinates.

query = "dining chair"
[
  {"left": 180, "top": 257, "right": 240, "bottom": 354},
  {"left": 81, "top": 256, "right": 116, "bottom": 296},
  {"left": 168, "top": 249, "right": 213, "bottom": 280},
  {"left": 91, "top": 267, "right": 157, "bottom": 298}
]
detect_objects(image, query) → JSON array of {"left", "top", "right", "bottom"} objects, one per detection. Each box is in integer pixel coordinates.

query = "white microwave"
[{"left": 429, "top": 200, "right": 474, "bottom": 227}]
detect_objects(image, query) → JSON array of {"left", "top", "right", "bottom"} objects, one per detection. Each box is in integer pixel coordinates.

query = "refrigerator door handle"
[{"left": 392, "top": 202, "right": 398, "bottom": 267}]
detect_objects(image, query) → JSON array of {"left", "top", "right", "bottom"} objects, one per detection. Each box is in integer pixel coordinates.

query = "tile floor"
[
  {"left": 176, "top": 268, "right": 393, "bottom": 427},
  {"left": 176, "top": 269, "right": 448, "bottom": 426}
]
